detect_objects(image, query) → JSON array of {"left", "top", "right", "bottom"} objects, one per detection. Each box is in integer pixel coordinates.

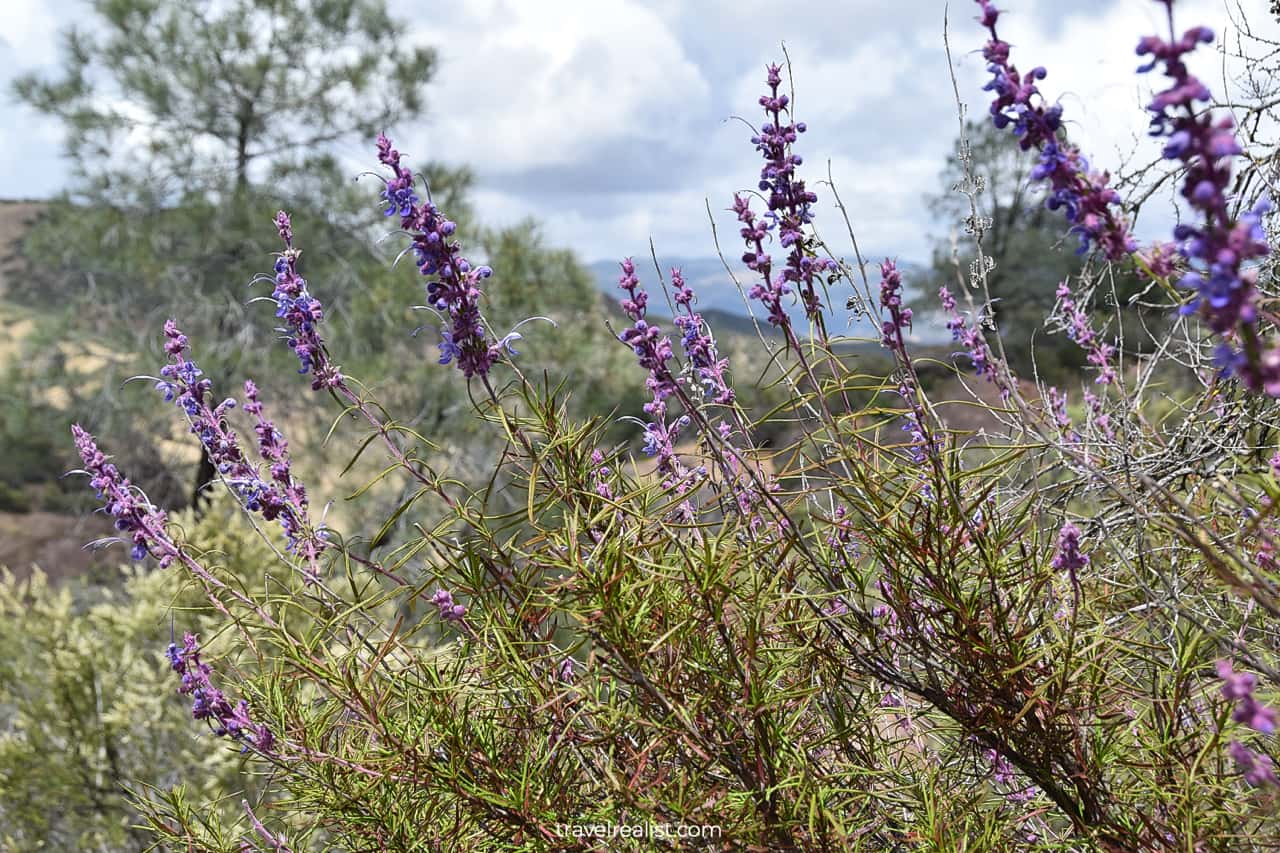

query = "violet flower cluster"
[
  {"left": 1216, "top": 659, "right": 1279, "bottom": 786},
  {"left": 167, "top": 632, "right": 273, "bottom": 751},
  {"left": 734, "top": 64, "right": 838, "bottom": 331},
  {"left": 825, "top": 504, "right": 861, "bottom": 557},
  {"left": 616, "top": 258, "right": 692, "bottom": 485},
  {"left": 1050, "top": 522, "right": 1088, "bottom": 607},
  {"left": 974, "top": 1, "right": 1135, "bottom": 260},
  {"left": 1054, "top": 282, "right": 1118, "bottom": 385},
  {"left": 157, "top": 321, "right": 326, "bottom": 571},
  {"left": 985, "top": 748, "right": 1037, "bottom": 804},
  {"left": 72, "top": 425, "right": 177, "bottom": 567},
  {"left": 589, "top": 449, "right": 614, "bottom": 500},
  {"left": 1136, "top": 1, "right": 1277, "bottom": 393},
  {"left": 938, "top": 285, "right": 1004, "bottom": 394},
  {"left": 1050, "top": 522, "right": 1088, "bottom": 575},
  {"left": 376, "top": 134, "right": 511, "bottom": 379},
  {"left": 672, "top": 269, "right": 735, "bottom": 405},
  {"left": 269, "top": 211, "right": 340, "bottom": 390},
  {"left": 880, "top": 261, "right": 940, "bottom": 471},
  {"left": 879, "top": 260, "right": 914, "bottom": 354},
  {"left": 431, "top": 589, "right": 467, "bottom": 625},
  {"left": 1083, "top": 389, "right": 1114, "bottom": 441},
  {"left": 1046, "top": 387, "right": 1075, "bottom": 440},
  {"left": 244, "top": 380, "right": 326, "bottom": 579}
]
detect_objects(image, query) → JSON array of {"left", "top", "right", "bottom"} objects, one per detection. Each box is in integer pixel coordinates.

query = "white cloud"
[
  {"left": 399, "top": 0, "right": 711, "bottom": 175},
  {"left": 0, "top": 0, "right": 62, "bottom": 68}
]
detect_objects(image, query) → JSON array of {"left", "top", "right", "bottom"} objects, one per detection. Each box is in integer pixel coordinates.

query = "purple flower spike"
[
  {"left": 270, "top": 212, "right": 341, "bottom": 390},
  {"left": 589, "top": 449, "right": 614, "bottom": 499},
  {"left": 556, "top": 658, "right": 575, "bottom": 683},
  {"left": 72, "top": 425, "right": 176, "bottom": 568},
  {"left": 376, "top": 134, "right": 505, "bottom": 379},
  {"left": 974, "top": 1, "right": 1134, "bottom": 260},
  {"left": 1051, "top": 522, "right": 1089, "bottom": 588},
  {"left": 158, "top": 322, "right": 326, "bottom": 578},
  {"left": 168, "top": 633, "right": 273, "bottom": 752},
  {"left": 243, "top": 380, "right": 328, "bottom": 576},
  {"left": 615, "top": 258, "right": 695, "bottom": 487},
  {"left": 1217, "top": 659, "right": 1280, "bottom": 735},
  {"left": 1054, "top": 282, "right": 1117, "bottom": 385},
  {"left": 671, "top": 268, "right": 735, "bottom": 406},
  {"left": 879, "top": 260, "right": 912, "bottom": 355},
  {"left": 736, "top": 64, "right": 838, "bottom": 332},
  {"left": 1217, "top": 659, "right": 1258, "bottom": 702},
  {"left": 938, "top": 285, "right": 1005, "bottom": 396},
  {"left": 1137, "top": 3, "right": 1276, "bottom": 393},
  {"left": 1046, "top": 387, "right": 1075, "bottom": 442}
]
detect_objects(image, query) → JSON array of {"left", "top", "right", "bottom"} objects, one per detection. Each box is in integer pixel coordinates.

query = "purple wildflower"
[
  {"left": 167, "top": 632, "right": 273, "bottom": 751},
  {"left": 974, "top": 1, "right": 1135, "bottom": 260},
  {"left": 985, "top": 748, "right": 1038, "bottom": 804},
  {"left": 1217, "top": 659, "right": 1279, "bottom": 734},
  {"left": 617, "top": 258, "right": 678, "bottom": 417},
  {"left": 269, "top": 212, "right": 340, "bottom": 390},
  {"left": 431, "top": 589, "right": 467, "bottom": 625},
  {"left": 556, "top": 658, "right": 575, "bottom": 683},
  {"left": 900, "top": 394, "right": 932, "bottom": 465},
  {"left": 938, "top": 284, "right": 1005, "bottom": 395},
  {"left": 1046, "top": 387, "right": 1074, "bottom": 440},
  {"left": 1218, "top": 659, "right": 1258, "bottom": 702},
  {"left": 671, "top": 268, "right": 735, "bottom": 405},
  {"left": 615, "top": 258, "right": 696, "bottom": 487},
  {"left": 1137, "top": 240, "right": 1181, "bottom": 282},
  {"left": 985, "top": 748, "right": 1016, "bottom": 786},
  {"left": 1237, "top": 701, "right": 1280, "bottom": 735},
  {"left": 826, "top": 504, "right": 862, "bottom": 556},
  {"left": 1083, "top": 389, "right": 1114, "bottom": 440},
  {"left": 1051, "top": 522, "right": 1088, "bottom": 604},
  {"left": 244, "top": 380, "right": 327, "bottom": 576},
  {"left": 71, "top": 425, "right": 177, "bottom": 567},
  {"left": 822, "top": 598, "right": 850, "bottom": 618},
  {"left": 880, "top": 262, "right": 938, "bottom": 469},
  {"left": 1229, "top": 740, "right": 1279, "bottom": 787},
  {"left": 1136, "top": 4, "right": 1276, "bottom": 393},
  {"left": 588, "top": 449, "right": 612, "bottom": 500},
  {"left": 1054, "top": 282, "right": 1118, "bottom": 384},
  {"left": 878, "top": 260, "right": 913, "bottom": 356},
  {"left": 735, "top": 64, "right": 838, "bottom": 332},
  {"left": 376, "top": 134, "right": 503, "bottom": 379},
  {"left": 158, "top": 321, "right": 325, "bottom": 574}
]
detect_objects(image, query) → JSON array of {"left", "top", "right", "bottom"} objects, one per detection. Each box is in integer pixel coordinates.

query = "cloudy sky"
[{"left": 1, "top": 0, "right": 1273, "bottom": 265}]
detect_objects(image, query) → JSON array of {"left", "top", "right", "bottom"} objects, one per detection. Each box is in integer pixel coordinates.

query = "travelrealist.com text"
[{"left": 555, "top": 822, "right": 723, "bottom": 841}]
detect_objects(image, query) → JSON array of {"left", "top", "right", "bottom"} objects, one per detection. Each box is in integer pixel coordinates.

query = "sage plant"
[{"left": 60, "top": 6, "right": 1280, "bottom": 851}]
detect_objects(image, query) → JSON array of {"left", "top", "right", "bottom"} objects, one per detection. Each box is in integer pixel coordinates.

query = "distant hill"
[{"left": 589, "top": 255, "right": 949, "bottom": 345}]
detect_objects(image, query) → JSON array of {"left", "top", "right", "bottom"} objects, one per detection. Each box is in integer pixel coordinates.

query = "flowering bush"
[{"left": 53, "top": 1, "right": 1280, "bottom": 849}]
